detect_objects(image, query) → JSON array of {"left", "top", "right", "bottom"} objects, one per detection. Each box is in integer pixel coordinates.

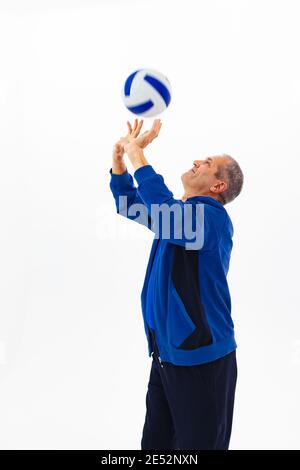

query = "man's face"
[{"left": 181, "top": 155, "right": 229, "bottom": 196}]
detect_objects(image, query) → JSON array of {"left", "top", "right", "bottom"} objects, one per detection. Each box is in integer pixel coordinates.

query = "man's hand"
[
  {"left": 122, "top": 119, "right": 162, "bottom": 172},
  {"left": 124, "top": 119, "right": 162, "bottom": 154},
  {"left": 112, "top": 118, "right": 144, "bottom": 174},
  {"left": 112, "top": 118, "right": 144, "bottom": 162},
  {"left": 112, "top": 118, "right": 162, "bottom": 174}
]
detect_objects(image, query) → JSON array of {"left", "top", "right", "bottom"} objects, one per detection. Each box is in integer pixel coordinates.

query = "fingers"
[
  {"left": 133, "top": 119, "right": 143, "bottom": 137},
  {"left": 127, "top": 118, "right": 143, "bottom": 137},
  {"left": 149, "top": 119, "right": 162, "bottom": 139},
  {"left": 153, "top": 119, "right": 162, "bottom": 131},
  {"left": 127, "top": 118, "right": 138, "bottom": 135},
  {"left": 127, "top": 118, "right": 138, "bottom": 134},
  {"left": 126, "top": 118, "right": 162, "bottom": 139},
  {"left": 149, "top": 119, "right": 162, "bottom": 134}
]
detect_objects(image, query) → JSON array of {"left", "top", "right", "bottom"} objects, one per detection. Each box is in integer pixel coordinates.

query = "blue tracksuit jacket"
[{"left": 109, "top": 164, "right": 237, "bottom": 366}]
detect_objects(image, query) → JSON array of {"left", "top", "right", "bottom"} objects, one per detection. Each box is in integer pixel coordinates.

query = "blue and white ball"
[{"left": 122, "top": 68, "right": 172, "bottom": 118}]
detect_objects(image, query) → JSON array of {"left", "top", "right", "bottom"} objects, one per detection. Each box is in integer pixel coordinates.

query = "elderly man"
[{"left": 109, "top": 119, "right": 244, "bottom": 450}]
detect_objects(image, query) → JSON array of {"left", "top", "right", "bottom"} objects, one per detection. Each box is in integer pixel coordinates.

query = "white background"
[{"left": 0, "top": 0, "right": 299, "bottom": 450}]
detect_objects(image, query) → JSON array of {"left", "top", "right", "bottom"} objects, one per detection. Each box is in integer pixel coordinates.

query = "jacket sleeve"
[
  {"left": 109, "top": 168, "right": 152, "bottom": 229},
  {"left": 133, "top": 165, "right": 220, "bottom": 250}
]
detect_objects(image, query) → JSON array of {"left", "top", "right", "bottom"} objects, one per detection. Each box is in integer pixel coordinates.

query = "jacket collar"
[{"left": 185, "top": 195, "right": 225, "bottom": 210}]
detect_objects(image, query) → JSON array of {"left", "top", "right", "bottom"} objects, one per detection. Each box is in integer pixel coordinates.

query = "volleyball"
[{"left": 121, "top": 68, "right": 172, "bottom": 118}]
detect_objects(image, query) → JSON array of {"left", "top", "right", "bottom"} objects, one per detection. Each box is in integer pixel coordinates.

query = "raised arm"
[
  {"left": 123, "top": 120, "right": 223, "bottom": 250},
  {"left": 109, "top": 119, "right": 153, "bottom": 229}
]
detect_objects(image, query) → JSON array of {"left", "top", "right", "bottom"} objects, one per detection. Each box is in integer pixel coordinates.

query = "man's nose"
[{"left": 193, "top": 160, "right": 202, "bottom": 167}]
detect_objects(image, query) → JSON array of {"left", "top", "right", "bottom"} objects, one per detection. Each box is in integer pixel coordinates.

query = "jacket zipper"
[
  {"left": 149, "top": 327, "right": 164, "bottom": 368},
  {"left": 154, "top": 335, "right": 164, "bottom": 368}
]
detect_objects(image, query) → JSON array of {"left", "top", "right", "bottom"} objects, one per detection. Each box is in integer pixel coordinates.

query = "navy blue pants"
[{"left": 141, "top": 330, "right": 237, "bottom": 450}]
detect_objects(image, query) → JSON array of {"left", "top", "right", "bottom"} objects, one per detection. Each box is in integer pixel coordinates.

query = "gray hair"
[{"left": 215, "top": 154, "right": 244, "bottom": 205}]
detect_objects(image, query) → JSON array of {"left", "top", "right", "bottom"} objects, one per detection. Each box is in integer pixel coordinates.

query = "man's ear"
[{"left": 210, "top": 180, "right": 228, "bottom": 195}]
